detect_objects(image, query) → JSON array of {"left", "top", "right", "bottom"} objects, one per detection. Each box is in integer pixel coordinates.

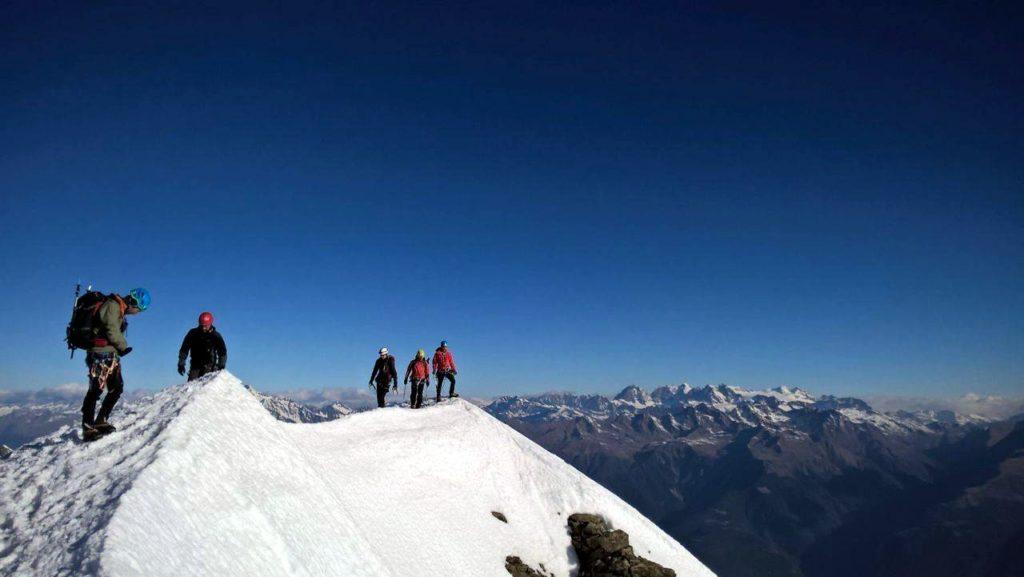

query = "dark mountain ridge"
[{"left": 485, "top": 384, "right": 1024, "bottom": 577}]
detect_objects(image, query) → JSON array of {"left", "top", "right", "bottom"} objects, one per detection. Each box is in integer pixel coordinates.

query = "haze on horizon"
[{"left": 1, "top": 2, "right": 1021, "bottom": 400}]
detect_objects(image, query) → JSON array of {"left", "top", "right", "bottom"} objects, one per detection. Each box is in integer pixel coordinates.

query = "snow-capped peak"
[
  {"left": 250, "top": 388, "right": 353, "bottom": 423},
  {"left": 687, "top": 384, "right": 738, "bottom": 405},
  {"left": 649, "top": 383, "right": 695, "bottom": 405},
  {"left": 768, "top": 386, "right": 815, "bottom": 403},
  {"left": 0, "top": 372, "right": 713, "bottom": 577},
  {"left": 613, "top": 385, "right": 654, "bottom": 407}
]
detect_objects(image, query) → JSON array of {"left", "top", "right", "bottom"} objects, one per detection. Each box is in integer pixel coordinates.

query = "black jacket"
[
  {"left": 370, "top": 355, "right": 398, "bottom": 385},
  {"left": 178, "top": 326, "right": 227, "bottom": 369}
]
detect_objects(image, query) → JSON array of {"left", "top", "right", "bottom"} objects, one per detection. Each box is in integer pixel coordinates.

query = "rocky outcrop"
[
  {"left": 568, "top": 514, "right": 675, "bottom": 577},
  {"left": 505, "top": 556, "right": 554, "bottom": 577},
  {"left": 0, "top": 444, "right": 12, "bottom": 459},
  {"left": 504, "top": 513, "right": 673, "bottom": 577}
]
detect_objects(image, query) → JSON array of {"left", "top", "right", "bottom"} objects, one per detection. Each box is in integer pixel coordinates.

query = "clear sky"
[{"left": 1, "top": 1, "right": 1021, "bottom": 399}]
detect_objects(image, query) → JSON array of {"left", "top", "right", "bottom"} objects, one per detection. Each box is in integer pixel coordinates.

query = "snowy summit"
[{"left": 0, "top": 372, "right": 713, "bottom": 577}]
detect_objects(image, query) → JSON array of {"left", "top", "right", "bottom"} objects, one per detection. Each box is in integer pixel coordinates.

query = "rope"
[{"left": 89, "top": 357, "right": 120, "bottom": 391}]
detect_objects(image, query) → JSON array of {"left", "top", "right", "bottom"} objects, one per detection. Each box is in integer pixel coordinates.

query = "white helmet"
[{"left": 379, "top": 347, "right": 389, "bottom": 355}]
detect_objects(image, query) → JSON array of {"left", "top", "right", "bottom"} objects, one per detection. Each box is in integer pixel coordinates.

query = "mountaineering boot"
[
  {"left": 94, "top": 420, "right": 117, "bottom": 434},
  {"left": 82, "top": 424, "right": 102, "bottom": 442}
]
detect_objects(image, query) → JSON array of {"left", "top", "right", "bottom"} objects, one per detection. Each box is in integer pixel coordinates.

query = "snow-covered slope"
[{"left": 0, "top": 372, "right": 713, "bottom": 577}]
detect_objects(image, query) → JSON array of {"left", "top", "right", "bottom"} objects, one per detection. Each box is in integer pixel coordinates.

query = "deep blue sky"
[{"left": 1, "top": 1, "right": 1021, "bottom": 398}]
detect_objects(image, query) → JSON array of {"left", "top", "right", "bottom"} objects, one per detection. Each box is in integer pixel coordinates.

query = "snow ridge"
[
  {"left": 0, "top": 377, "right": 213, "bottom": 576},
  {"left": 0, "top": 372, "right": 713, "bottom": 577}
]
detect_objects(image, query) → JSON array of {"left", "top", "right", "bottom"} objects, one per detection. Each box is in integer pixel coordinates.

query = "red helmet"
[{"left": 198, "top": 312, "right": 214, "bottom": 327}]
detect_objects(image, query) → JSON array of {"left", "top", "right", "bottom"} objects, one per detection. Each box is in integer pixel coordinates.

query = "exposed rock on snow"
[
  {"left": 0, "top": 372, "right": 713, "bottom": 577},
  {"left": 0, "top": 445, "right": 11, "bottom": 459},
  {"left": 505, "top": 555, "right": 554, "bottom": 577},
  {"left": 568, "top": 513, "right": 676, "bottom": 577}
]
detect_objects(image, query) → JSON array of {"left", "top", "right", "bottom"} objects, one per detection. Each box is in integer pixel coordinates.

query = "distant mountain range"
[
  {"left": 488, "top": 383, "right": 995, "bottom": 428},
  {"left": 484, "top": 384, "right": 1024, "bottom": 577},
  {"left": 248, "top": 387, "right": 353, "bottom": 423},
  {"left": 0, "top": 402, "right": 81, "bottom": 449}
]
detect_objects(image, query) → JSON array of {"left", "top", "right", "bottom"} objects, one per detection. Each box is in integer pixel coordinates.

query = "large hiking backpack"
[{"left": 65, "top": 291, "right": 109, "bottom": 354}]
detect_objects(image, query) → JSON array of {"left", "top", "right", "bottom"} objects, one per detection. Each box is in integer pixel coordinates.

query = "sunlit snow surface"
[{"left": 0, "top": 372, "right": 714, "bottom": 577}]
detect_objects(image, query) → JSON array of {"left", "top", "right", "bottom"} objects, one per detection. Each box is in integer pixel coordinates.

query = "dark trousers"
[
  {"left": 188, "top": 364, "right": 217, "bottom": 381},
  {"left": 435, "top": 372, "right": 456, "bottom": 399},
  {"left": 375, "top": 381, "right": 393, "bottom": 408},
  {"left": 409, "top": 379, "right": 427, "bottom": 408},
  {"left": 82, "top": 352, "right": 124, "bottom": 426}
]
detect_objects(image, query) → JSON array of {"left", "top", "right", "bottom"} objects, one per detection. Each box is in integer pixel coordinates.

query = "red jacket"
[
  {"left": 405, "top": 358, "right": 430, "bottom": 382},
  {"left": 432, "top": 348, "right": 456, "bottom": 374}
]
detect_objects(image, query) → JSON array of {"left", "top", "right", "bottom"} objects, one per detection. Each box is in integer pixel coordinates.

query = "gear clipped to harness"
[{"left": 65, "top": 283, "right": 108, "bottom": 357}]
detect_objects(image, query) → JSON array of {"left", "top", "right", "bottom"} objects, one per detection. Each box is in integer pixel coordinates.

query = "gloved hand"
[
  {"left": 452, "top": 370, "right": 457, "bottom": 375},
  {"left": 368, "top": 380, "right": 374, "bottom": 388},
  {"left": 404, "top": 379, "right": 408, "bottom": 385},
  {"left": 120, "top": 347, "right": 133, "bottom": 357},
  {"left": 392, "top": 383, "right": 398, "bottom": 392},
  {"left": 177, "top": 363, "right": 186, "bottom": 376}
]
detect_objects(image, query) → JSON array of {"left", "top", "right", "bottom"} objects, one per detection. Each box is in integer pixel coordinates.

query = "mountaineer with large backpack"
[{"left": 65, "top": 286, "right": 151, "bottom": 441}]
